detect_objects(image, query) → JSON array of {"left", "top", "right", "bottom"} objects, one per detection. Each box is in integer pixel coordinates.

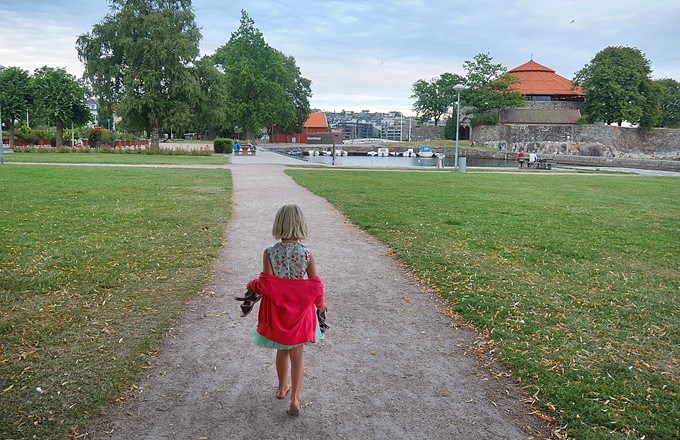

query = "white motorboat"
[
  {"left": 335, "top": 149, "right": 348, "bottom": 156},
  {"left": 418, "top": 145, "right": 434, "bottom": 158},
  {"left": 402, "top": 148, "right": 416, "bottom": 157},
  {"left": 367, "top": 151, "right": 378, "bottom": 156},
  {"left": 306, "top": 149, "right": 319, "bottom": 156},
  {"left": 377, "top": 147, "right": 389, "bottom": 157}
]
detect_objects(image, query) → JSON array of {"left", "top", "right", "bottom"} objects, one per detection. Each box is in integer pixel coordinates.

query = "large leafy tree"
[
  {"left": 573, "top": 46, "right": 660, "bottom": 129},
  {"left": 655, "top": 78, "right": 680, "bottom": 128},
  {"left": 212, "top": 10, "right": 311, "bottom": 141},
  {"left": 32, "top": 67, "right": 91, "bottom": 146},
  {"left": 411, "top": 72, "right": 465, "bottom": 125},
  {"left": 77, "top": 0, "right": 202, "bottom": 146},
  {"left": 188, "top": 56, "right": 228, "bottom": 136},
  {"left": 0, "top": 66, "right": 33, "bottom": 148},
  {"left": 461, "top": 52, "right": 525, "bottom": 116}
]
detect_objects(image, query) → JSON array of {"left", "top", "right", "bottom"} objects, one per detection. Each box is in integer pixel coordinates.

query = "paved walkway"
[{"left": 85, "top": 159, "right": 552, "bottom": 439}]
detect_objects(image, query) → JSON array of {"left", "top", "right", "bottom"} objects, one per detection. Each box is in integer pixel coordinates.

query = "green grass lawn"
[
  {"left": 4, "top": 151, "right": 229, "bottom": 165},
  {"left": 0, "top": 165, "right": 231, "bottom": 438},
  {"left": 287, "top": 169, "right": 680, "bottom": 440}
]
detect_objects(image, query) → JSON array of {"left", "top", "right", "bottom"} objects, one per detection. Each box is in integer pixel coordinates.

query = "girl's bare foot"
[
  {"left": 287, "top": 402, "right": 300, "bottom": 416},
  {"left": 276, "top": 384, "right": 290, "bottom": 399}
]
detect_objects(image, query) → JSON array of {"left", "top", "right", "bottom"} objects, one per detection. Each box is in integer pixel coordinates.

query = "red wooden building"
[{"left": 270, "top": 112, "right": 328, "bottom": 143}]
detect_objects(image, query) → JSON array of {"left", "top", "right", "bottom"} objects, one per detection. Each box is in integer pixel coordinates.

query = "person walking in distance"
[{"left": 246, "top": 204, "right": 327, "bottom": 416}]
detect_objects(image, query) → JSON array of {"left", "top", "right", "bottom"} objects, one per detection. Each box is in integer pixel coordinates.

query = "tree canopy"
[
  {"left": 32, "top": 67, "right": 91, "bottom": 146},
  {"left": 211, "top": 10, "right": 311, "bottom": 141},
  {"left": 410, "top": 72, "right": 465, "bottom": 126},
  {"left": 573, "top": 46, "right": 660, "bottom": 129},
  {"left": 411, "top": 53, "right": 524, "bottom": 127},
  {"left": 655, "top": 78, "right": 680, "bottom": 128},
  {"left": 77, "top": 0, "right": 203, "bottom": 146},
  {"left": 0, "top": 66, "right": 33, "bottom": 148},
  {"left": 461, "top": 52, "right": 525, "bottom": 116}
]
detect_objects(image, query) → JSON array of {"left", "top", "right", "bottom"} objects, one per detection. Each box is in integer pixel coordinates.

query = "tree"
[
  {"left": 573, "top": 46, "right": 660, "bottom": 129},
  {"left": 212, "top": 10, "right": 311, "bottom": 141},
  {"left": 0, "top": 66, "right": 33, "bottom": 148},
  {"left": 655, "top": 78, "right": 680, "bottom": 128},
  {"left": 411, "top": 72, "right": 465, "bottom": 126},
  {"left": 77, "top": 0, "right": 202, "bottom": 146},
  {"left": 32, "top": 67, "right": 90, "bottom": 146},
  {"left": 461, "top": 52, "right": 525, "bottom": 116},
  {"left": 188, "top": 56, "right": 228, "bottom": 136}
]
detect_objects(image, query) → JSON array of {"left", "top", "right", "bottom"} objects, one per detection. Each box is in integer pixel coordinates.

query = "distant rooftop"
[{"left": 509, "top": 60, "right": 584, "bottom": 98}]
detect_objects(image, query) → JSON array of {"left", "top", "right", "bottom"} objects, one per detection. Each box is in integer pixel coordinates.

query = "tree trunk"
[
  {"left": 8, "top": 120, "right": 15, "bottom": 149},
  {"left": 245, "top": 128, "right": 255, "bottom": 143},
  {"left": 151, "top": 120, "right": 160, "bottom": 148},
  {"left": 56, "top": 121, "right": 64, "bottom": 147}
]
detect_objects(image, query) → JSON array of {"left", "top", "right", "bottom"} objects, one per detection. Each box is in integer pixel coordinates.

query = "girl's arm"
[
  {"left": 307, "top": 254, "right": 328, "bottom": 312},
  {"left": 306, "top": 254, "right": 318, "bottom": 278},
  {"left": 263, "top": 250, "right": 274, "bottom": 275}
]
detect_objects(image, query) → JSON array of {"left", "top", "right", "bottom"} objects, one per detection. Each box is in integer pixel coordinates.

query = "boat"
[
  {"left": 367, "top": 151, "right": 378, "bottom": 156},
  {"left": 377, "top": 147, "right": 389, "bottom": 157},
  {"left": 418, "top": 145, "right": 434, "bottom": 158},
  {"left": 322, "top": 148, "right": 333, "bottom": 156},
  {"left": 306, "top": 149, "right": 319, "bottom": 156},
  {"left": 335, "top": 149, "right": 348, "bottom": 156},
  {"left": 402, "top": 148, "right": 416, "bottom": 157},
  {"left": 288, "top": 149, "right": 302, "bottom": 157}
]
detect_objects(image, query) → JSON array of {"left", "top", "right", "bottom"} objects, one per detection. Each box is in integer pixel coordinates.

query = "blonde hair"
[{"left": 272, "top": 204, "right": 309, "bottom": 240}]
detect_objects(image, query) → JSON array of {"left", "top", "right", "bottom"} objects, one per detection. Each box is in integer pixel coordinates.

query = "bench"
[
  {"left": 235, "top": 148, "right": 256, "bottom": 156},
  {"left": 528, "top": 159, "right": 552, "bottom": 170}
]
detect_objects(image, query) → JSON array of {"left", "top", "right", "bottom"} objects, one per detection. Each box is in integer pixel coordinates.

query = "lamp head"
[{"left": 453, "top": 84, "right": 465, "bottom": 92}]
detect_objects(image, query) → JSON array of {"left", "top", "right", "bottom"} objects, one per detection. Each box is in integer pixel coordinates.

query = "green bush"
[
  {"left": 575, "top": 115, "right": 589, "bottom": 125},
  {"left": 471, "top": 112, "right": 499, "bottom": 127},
  {"left": 213, "top": 138, "right": 233, "bottom": 154}
]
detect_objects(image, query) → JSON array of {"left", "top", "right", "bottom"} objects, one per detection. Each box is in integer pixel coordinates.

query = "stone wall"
[
  {"left": 410, "top": 125, "right": 446, "bottom": 141},
  {"left": 474, "top": 124, "right": 680, "bottom": 160}
]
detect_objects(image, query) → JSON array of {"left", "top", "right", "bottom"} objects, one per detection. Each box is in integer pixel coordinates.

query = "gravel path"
[{"left": 85, "top": 159, "right": 553, "bottom": 439}]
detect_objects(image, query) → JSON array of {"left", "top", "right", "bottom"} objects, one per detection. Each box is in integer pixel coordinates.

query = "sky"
[{"left": 1, "top": 0, "right": 678, "bottom": 116}]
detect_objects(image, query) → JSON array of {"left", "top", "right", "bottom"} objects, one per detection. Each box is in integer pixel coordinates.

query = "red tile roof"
[
  {"left": 508, "top": 60, "right": 584, "bottom": 97},
  {"left": 304, "top": 113, "right": 328, "bottom": 128}
]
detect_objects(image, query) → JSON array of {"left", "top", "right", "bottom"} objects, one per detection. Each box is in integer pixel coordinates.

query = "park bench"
[
  {"left": 235, "top": 147, "right": 256, "bottom": 156},
  {"left": 528, "top": 159, "right": 552, "bottom": 170}
]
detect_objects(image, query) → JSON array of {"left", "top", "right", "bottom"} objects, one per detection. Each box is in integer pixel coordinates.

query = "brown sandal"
[{"left": 235, "top": 289, "right": 261, "bottom": 317}]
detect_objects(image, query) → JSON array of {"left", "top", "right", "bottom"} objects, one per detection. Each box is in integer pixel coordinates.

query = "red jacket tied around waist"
[{"left": 247, "top": 272, "right": 325, "bottom": 346}]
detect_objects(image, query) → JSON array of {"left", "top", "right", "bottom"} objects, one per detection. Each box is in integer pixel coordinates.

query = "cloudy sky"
[{"left": 1, "top": 0, "right": 678, "bottom": 115}]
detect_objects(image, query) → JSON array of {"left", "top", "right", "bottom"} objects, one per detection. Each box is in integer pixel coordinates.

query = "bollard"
[{"left": 459, "top": 156, "right": 467, "bottom": 173}]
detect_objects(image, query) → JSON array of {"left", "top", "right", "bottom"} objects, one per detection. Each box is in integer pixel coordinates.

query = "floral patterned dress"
[{"left": 252, "top": 242, "right": 323, "bottom": 349}]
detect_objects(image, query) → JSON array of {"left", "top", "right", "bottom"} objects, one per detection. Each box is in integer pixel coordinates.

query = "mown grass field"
[
  {"left": 287, "top": 169, "right": 679, "bottom": 439},
  {"left": 0, "top": 164, "right": 231, "bottom": 438}
]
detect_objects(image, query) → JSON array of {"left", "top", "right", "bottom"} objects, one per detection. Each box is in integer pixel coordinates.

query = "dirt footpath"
[{"left": 86, "top": 162, "right": 553, "bottom": 439}]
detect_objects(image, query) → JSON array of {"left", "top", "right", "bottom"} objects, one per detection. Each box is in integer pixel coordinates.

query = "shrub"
[
  {"left": 575, "top": 115, "right": 589, "bottom": 125},
  {"left": 471, "top": 112, "right": 499, "bottom": 127},
  {"left": 213, "top": 138, "right": 233, "bottom": 154}
]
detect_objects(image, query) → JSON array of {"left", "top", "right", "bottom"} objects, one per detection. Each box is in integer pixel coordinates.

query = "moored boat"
[
  {"left": 418, "top": 145, "right": 433, "bottom": 157},
  {"left": 377, "top": 147, "right": 389, "bottom": 157}
]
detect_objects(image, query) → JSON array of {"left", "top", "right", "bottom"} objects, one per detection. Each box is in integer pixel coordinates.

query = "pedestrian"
[{"left": 246, "top": 204, "right": 327, "bottom": 416}]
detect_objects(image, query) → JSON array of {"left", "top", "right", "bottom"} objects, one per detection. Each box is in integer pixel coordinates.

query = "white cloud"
[{"left": 2, "top": 0, "right": 678, "bottom": 114}]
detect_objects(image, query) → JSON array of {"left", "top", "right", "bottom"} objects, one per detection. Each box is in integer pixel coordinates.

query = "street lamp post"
[{"left": 453, "top": 84, "right": 465, "bottom": 170}]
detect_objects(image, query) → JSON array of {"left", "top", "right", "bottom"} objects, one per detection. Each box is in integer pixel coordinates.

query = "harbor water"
[{"left": 301, "top": 154, "right": 518, "bottom": 169}]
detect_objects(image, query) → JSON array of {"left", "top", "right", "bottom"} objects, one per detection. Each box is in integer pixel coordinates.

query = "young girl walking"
[{"left": 246, "top": 204, "right": 327, "bottom": 416}]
